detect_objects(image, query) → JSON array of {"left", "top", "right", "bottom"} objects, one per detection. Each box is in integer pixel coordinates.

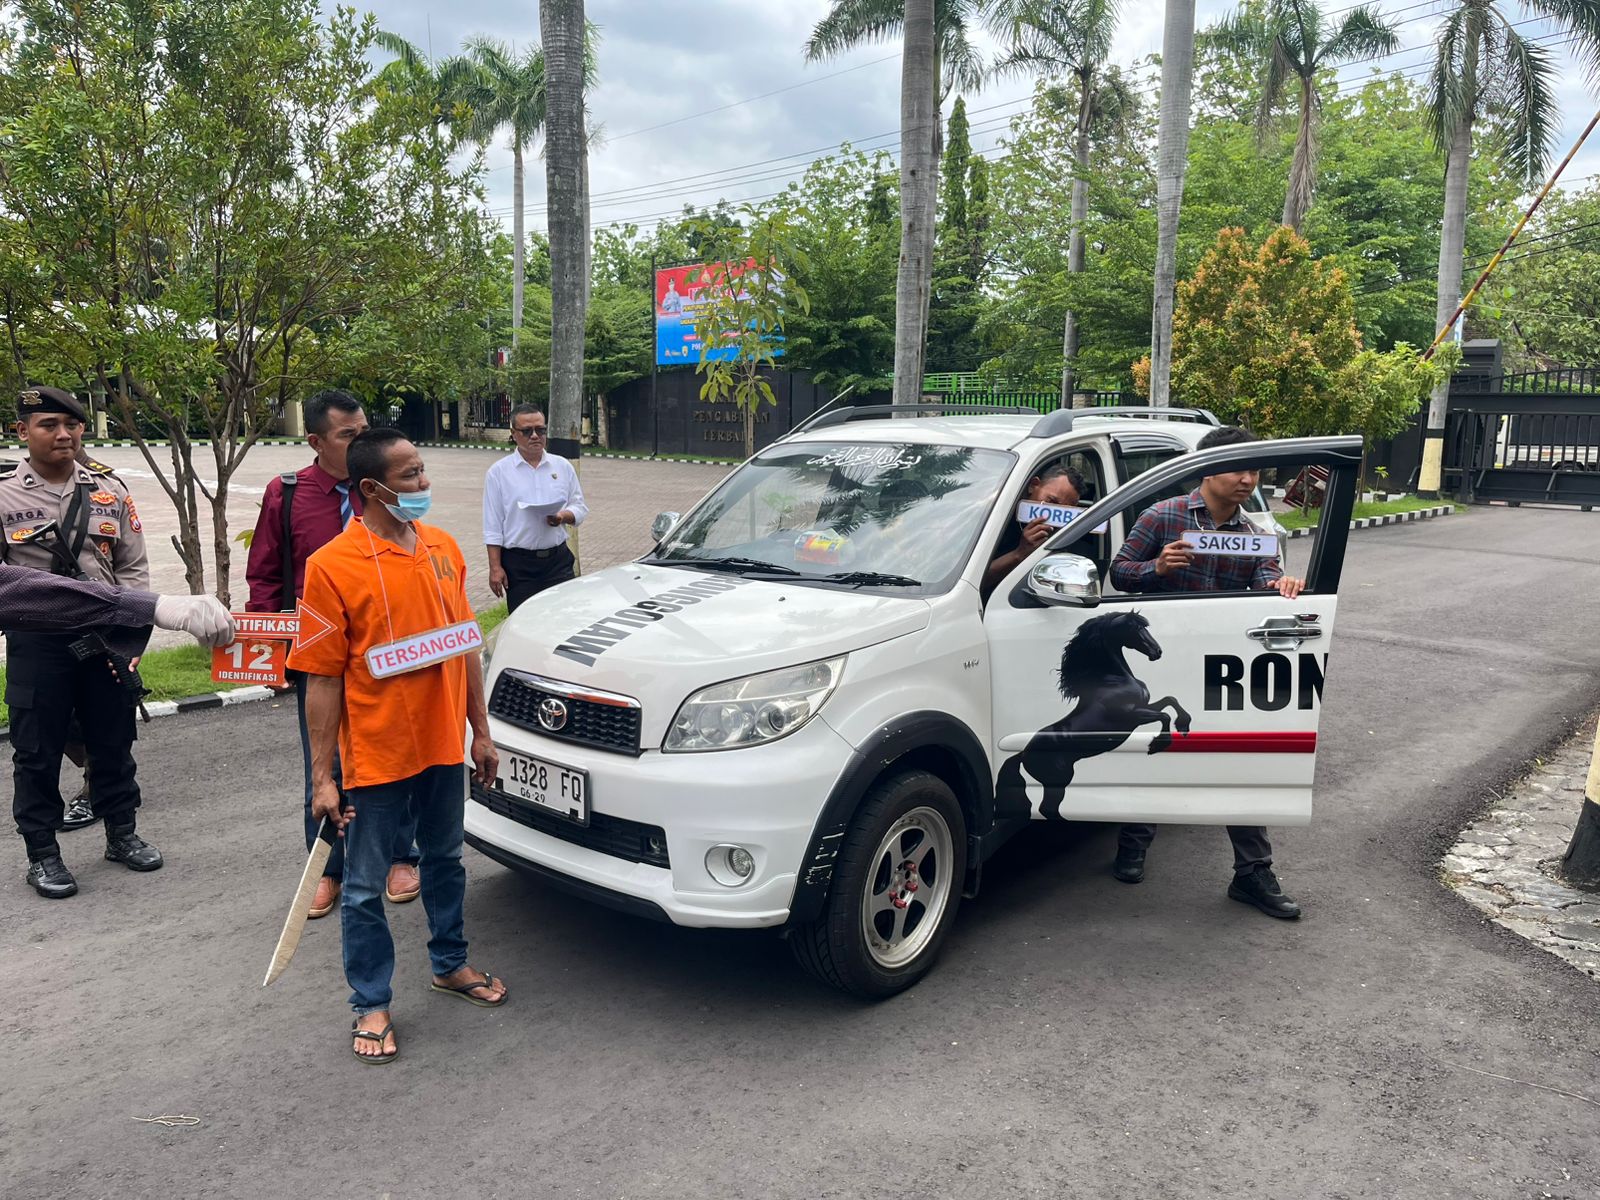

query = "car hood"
[{"left": 487, "top": 562, "right": 931, "bottom": 723}]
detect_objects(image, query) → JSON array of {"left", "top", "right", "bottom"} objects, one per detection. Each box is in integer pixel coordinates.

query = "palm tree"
[
  {"left": 1210, "top": 1, "right": 1397, "bottom": 232},
  {"left": 805, "top": 0, "right": 988, "bottom": 405},
  {"left": 1418, "top": 0, "right": 1600, "bottom": 491},
  {"left": 1149, "top": 0, "right": 1196, "bottom": 407},
  {"left": 542, "top": 0, "right": 589, "bottom": 469},
  {"left": 991, "top": 0, "right": 1129, "bottom": 404},
  {"left": 453, "top": 38, "right": 546, "bottom": 353}
]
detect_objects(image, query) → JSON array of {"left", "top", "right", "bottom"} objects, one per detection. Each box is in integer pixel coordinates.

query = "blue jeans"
[
  {"left": 295, "top": 675, "right": 418, "bottom": 877},
  {"left": 341, "top": 763, "right": 470, "bottom": 1015}
]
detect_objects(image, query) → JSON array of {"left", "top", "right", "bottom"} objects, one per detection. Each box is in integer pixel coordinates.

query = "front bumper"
[{"left": 464, "top": 715, "right": 855, "bottom": 929}]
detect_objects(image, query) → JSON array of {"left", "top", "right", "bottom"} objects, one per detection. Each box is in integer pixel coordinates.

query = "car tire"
[{"left": 790, "top": 769, "right": 967, "bottom": 999}]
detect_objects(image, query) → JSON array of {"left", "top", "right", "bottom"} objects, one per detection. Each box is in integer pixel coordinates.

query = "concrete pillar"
[{"left": 282, "top": 399, "right": 305, "bottom": 439}]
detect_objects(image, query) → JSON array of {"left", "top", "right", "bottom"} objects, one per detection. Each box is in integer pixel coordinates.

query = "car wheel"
[{"left": 790, "top": 770, "right": 967, "bottom": 999}]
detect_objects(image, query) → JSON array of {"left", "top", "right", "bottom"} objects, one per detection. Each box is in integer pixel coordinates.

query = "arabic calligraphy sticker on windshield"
[{"left": 805, "top": 446, "right": 924, "bottom": 472}]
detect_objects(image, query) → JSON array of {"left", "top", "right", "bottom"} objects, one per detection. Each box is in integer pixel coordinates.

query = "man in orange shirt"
[{"left": 290, "top": 428, "right": 505, "bottom": 1063}]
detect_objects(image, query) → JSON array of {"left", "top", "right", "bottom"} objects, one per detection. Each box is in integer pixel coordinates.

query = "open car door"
[{"left": 983, "top": 435, "right": 1361, "bottom": 827}]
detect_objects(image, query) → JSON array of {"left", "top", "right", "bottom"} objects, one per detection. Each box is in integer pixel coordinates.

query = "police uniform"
[{"left": 2, "top": 386, "right": 161, "bottom": 897}]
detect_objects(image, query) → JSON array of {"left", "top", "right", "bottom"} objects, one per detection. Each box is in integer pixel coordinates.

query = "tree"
[
  {"left": 0, "top": 0, "right": 487, "bottom": 601},
  {"left": 805, "top": 0, "right": 990, "bottom": 402},
  {"left": 1150, "top": 0, "right": 1197, "bottom": 407},
  {"left": 1133, "top": 227, "right": 1452, "bottom": 451},
  {"left": 687, "top": 206, "right": 811, "bottom": 460},
  {"left": 453, "top": 37, "right": 545, "bottom": 363},
  {"left": 1209, "top": 1, "right": 1397, "bottom": 232},
  {"left": 927, "top": 98, "right": 984, "bottom": 373},
  {"left": 1419, "top": 0, "right": 1600, "bottom": 493},
  {"left": 542, "top": 0, "right": 590, "bottom": 501},
  {"left": 992, "top": 0, "right": 1126, "bottom": 402}
]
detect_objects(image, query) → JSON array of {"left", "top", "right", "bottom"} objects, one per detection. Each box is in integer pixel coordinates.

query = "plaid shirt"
[{"left": 1110, "top": 490, "right": 1283, "bottom": 594}]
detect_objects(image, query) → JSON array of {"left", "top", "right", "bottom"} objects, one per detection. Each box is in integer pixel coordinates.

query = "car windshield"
[{"left": 647, "top": 440, "right": 1015, "bottom": 595}]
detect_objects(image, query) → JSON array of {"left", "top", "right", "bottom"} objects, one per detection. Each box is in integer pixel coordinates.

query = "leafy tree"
[
  {"left": 805, "top": 0, "right": 990, "bottom": 403},
  {"left": 991, "top": 0, "right": 1127, "bottom": 401},
  {"left": 1419, "top": 0, "right": 1600, "bottom": 490},
  {"left": 927, "top": 98, "right": 984, "bottom": 373},
  {"left": 1133, "top": 226, "right": 1450, "bottom": 452},
  {"left": 1465, "top": 181, "right": 1600, "bottom": 366},
  {"left": 774, "top": 150, "right": 899, "bottom": 395},
  {"left": 452, "top": 37, "right": 546, "bottom": 362},
  {"left": 0, "top": 0, "right": 487, "bottom": 600},
  {"left": 1209, "top": 0, "right": 1398, "bottom": 231},
  {"left": 687, "top": 205, "right": 811, "bottom": 459}
]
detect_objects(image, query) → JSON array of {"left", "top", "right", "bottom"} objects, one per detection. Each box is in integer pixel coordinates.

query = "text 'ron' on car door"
[{"left": 982, "top": 434, "right": 1362, "bottom": 829}]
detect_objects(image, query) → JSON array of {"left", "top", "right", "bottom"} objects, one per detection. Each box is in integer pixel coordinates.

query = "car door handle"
[{"left": 1246, "top": 617, "right": 1322, "bottom": 651}]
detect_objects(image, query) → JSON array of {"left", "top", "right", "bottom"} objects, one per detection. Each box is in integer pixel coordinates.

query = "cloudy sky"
[{"left": 362, "top": 1, "right": 1600, "bottom": 238}]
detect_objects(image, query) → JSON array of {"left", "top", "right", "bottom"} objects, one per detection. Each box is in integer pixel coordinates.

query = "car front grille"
[
  {"left": 489, "top": 670, "right": 643, "bottom": 756},
  {"left": 470, "top": 781, "right": 670, "bottom": 869}
]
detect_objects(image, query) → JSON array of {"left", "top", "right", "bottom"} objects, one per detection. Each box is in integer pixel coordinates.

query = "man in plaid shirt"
[{"left": 1106, "top": 425, "right": 1305, "bottom": 919}]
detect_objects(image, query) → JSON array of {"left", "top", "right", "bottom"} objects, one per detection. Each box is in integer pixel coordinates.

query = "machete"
[{"left": 262, "top": 818, "right": 338, "bottom": 986}]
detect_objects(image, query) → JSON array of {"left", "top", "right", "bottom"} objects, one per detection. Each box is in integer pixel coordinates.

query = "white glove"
[{"left": 153, "top": 594, "right": 237, "bottom": 647}]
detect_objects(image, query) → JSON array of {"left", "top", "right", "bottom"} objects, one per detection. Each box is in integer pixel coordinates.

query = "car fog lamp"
[
  {"left": 664, "top": 656, "right": 847, "bottom": 753},
  {"left": 706, "top": 844, "right": 756, "bottom": 887}
]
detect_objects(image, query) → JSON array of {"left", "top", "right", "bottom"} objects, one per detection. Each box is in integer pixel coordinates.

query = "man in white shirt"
[{"left": 483, "top": 404, "right": 589, "bottom": 612}]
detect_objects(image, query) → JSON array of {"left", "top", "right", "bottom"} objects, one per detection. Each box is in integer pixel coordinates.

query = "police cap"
[{"left": 18, "top": 386, "right": 89, "bottom": 423}]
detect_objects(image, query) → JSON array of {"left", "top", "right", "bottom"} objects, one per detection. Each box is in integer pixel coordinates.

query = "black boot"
[
  {"left": 61, "top": 784, "right": 97, "bottom": 830},
  {"left": 1111, "top": 845, "right": 1146, "bottom": 884},
  {"left": 105, "top": 825, "right": 163, "bottom": 872},
  {"left": 1228, "top": 865, "right": 1301, "bottom": 919},
  {"left": 25, "top": 854, "right": 79, "bottom": 899}
]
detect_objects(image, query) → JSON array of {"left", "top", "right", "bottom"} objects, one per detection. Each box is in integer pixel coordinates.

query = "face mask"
[{"left": 376, "top": 483, "right": 431, "bottom": 522}]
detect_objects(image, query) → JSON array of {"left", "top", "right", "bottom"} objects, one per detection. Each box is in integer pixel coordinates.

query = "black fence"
[
  {"left": 1443, "top": 392, "right": 1600, "bottom": 508},
  {"left": 605, "top": 368, "right": 871, "bottom": 456}
]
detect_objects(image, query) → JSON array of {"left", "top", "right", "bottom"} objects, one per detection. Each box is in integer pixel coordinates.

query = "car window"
[
  {"left": 1069, "top": 456, "right": 1330, "bottom": 599},
  {"left": 648, "top": 440, "right": 1017, "bottom": 595}
]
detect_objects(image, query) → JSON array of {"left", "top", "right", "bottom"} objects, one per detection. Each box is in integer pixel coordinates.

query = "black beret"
[{"left": 18, "top": 386, "right": 88, "bottom": 422}]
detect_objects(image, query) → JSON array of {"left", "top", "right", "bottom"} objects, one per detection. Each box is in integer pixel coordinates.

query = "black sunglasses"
[{"left": 514, "top": 425, "right": 547, "bottom": 438}]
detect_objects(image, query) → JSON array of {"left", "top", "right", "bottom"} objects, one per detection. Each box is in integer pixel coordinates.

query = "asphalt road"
[{"left": 3, "top": 506, "right": 1599, "bottom": 1200}]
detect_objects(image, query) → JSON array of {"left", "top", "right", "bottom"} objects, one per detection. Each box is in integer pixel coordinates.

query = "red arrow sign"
[
  {"left": 231, "top": 611, "right": 301, "bottom": 639},
  {"left": 293, "top": 600, "right": 335, "bottom": 654}
]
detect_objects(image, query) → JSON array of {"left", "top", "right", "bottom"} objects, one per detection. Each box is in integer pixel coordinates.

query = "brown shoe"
[
  {"left": 385, "top": 862, "right": 421, "bottom": 904},
  {"left": 308, "top": 875, "right": 340, "bottom": 919}
]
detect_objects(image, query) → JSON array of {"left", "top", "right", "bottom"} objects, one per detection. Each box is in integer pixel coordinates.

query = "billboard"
[{"left": 654, "top": 259, "right": 785, "bottom": 367}]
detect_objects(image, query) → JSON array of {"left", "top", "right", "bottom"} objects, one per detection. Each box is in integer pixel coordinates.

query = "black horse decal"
[{"left": 995, "top": 611, "right": 1193, "bottom": 822}]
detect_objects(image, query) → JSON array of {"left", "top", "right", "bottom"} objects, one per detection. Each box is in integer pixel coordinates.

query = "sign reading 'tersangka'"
[{"left": 366, "top": 619, "right": 485, "bottom": 679}]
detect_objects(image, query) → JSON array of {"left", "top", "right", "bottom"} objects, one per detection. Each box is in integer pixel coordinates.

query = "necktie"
[{"left": 335, "top": 481, "right": 352, "bottom": 529}]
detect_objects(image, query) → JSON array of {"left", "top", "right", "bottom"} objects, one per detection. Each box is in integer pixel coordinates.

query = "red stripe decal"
[{"left": 1163, "top": 731, "right": 1316, "bottom": 753}]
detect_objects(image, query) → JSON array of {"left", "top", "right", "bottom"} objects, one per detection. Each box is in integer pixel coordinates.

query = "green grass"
[
  {"left": 0, "top": 602, "right": 515, "bottom": 728},
  {"left": 1276, "top": 494, "right": 1461, "bottom": 531}
]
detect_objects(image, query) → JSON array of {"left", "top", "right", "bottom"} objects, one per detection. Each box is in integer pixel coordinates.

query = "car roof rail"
[
  {"left": 784, "top": 400, "right": 1040, "bottom": 440},
  {"left": 1027, "top": 405, "right": 1221, "bottom": 438}
]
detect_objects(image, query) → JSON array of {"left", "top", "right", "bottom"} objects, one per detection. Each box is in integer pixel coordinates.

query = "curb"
[
  {"left": 82, "top": 438, "right": 740, "bottom": 466},
  {"left": 1286, "top": 505, "right": 1456, "bottom": 540},
  {"left": 0, "top": 684, "right": 278, "bottom": 745}
]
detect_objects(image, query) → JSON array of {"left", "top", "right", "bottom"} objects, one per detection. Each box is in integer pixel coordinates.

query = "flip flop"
[
  {"left": 431, "top": 971, "right": 508, "bottom": 1008},
  {"left": 351, "top": 1019, "right": 397, "bottom": 1064}
]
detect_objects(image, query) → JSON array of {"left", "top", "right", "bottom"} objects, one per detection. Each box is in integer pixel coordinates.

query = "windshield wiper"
[
  {"left": 680, "top": 556, "right": 802, "bottom": 577},
  {"left": 819, "top": 571, "right": 922, "bottom": 588}
]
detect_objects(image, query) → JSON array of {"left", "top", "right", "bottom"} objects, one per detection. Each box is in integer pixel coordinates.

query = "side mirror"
[
  {"left": 651, "top": 511, "right": 681, "bottom": 541},
  {"left": 1026, "top": 553, "right": 1101, "bottom": 607}
]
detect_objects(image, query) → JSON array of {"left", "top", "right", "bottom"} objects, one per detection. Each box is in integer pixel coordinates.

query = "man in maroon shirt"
[{"left": 246, "top": 390, "right": 419, "bottom": 917}]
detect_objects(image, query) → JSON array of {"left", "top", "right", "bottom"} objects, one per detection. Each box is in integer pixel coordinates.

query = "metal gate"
[{"left": 1444, "top": 370, "right": 1600, "bottom": 509}]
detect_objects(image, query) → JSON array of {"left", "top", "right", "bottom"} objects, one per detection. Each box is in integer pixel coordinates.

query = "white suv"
[{"left": 468, "top": 404, "right": 1362, "bottom": 997}]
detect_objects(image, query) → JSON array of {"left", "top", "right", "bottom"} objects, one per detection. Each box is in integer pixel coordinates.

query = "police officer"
[{"left": 2, "top": 386, "right": 161, "bottom": 898}]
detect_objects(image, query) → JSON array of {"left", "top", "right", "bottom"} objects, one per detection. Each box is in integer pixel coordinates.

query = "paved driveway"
[{"left": 2, "top": 506, "right": 1598, "bottom": 1199}]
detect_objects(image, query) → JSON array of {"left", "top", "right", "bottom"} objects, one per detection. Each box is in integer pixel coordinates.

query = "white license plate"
[{"left": 495, "top": 747, "right": 589, "bottom": 825}]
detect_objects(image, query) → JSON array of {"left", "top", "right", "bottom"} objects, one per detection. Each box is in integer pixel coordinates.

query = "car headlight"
[{"left": 664, "top": 656, "right": 846, "bottom": 753}]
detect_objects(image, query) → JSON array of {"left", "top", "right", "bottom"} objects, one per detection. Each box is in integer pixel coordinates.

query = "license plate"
[{"left": 495, "top": 747, "right": 589, "bottom": 825}]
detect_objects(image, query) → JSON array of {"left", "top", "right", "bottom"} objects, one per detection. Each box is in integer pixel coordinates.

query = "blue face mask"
[{"left": 377, "top": 483, "right": 431, "bottom": 522}]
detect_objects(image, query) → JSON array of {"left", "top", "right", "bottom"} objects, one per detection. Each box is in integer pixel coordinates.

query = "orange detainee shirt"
[{"left": 287, "top": 518, "right": 474, "bottom": 789}]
